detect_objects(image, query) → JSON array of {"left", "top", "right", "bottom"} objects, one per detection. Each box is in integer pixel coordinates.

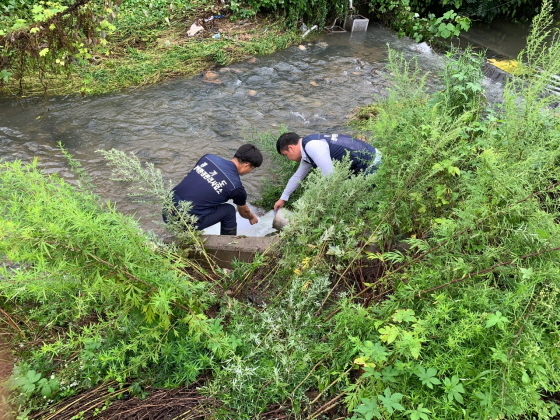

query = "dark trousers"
[
  {"left": 195, "top": 203, "right": 237, "bottom": 235},
  {"left": 163, "top": 202, "right": 237, "bottom": 235}
]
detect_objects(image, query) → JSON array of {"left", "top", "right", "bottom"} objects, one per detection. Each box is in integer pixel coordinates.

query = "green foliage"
[
  {"left": 113, "top": 0, "right": 206, "bottom": 41},
  {"left": 9, "top": 367, "right": 59, "bottom": 398},
  {"left": 4, "top": 3, "right": 560, "bottom": 420},
  {"left": 277, "top": 158, "right": 378, "bottom": 269},
  {"left": 96, "top": 148, "right": 203, "bottom": 243},
  {"left": 0, "top": 0, "right": 302, "bottom": 96},
  {"left": 432, "top": 0, "right": 557, "bottom": 22},
  {"left": 369, "top": 0, "right": 557, "bottom": 36},
  {"left": 251, "top": 128, "right": 304, "bottom": 210},
  {"left": 328, "top": 3, "right": 560, "bottom": 419},
  {"left": 365, "top": 0, "right": 471, "bottom": 43},
  {"left": 229, "top": 0, "right": 463, "bottom": 43},
  {"left": 0, "top": 159, "right": 233, "bottom": 411},
  {"left": 230, "top": 0, "right": 347, "bottom": 27},
  {"left": 0, "top": 0, "right": 115, "bottom": 89},
  {"left": 202, "top": 272, "right": 333, "bottom": 418},
  {"left": 429, "top": 45, "right": 486, "bottom": 118}
]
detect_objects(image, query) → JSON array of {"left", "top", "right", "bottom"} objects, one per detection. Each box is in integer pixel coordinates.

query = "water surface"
[{"left": 0, "top": 23, "right": 507, "bottom": 236}]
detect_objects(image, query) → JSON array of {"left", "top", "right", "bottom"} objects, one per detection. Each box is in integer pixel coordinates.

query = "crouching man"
[{"left": 165, "top": 144, "right": 263, "bottom": 235}]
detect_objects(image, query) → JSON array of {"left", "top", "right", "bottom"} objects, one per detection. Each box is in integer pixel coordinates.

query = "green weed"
[{"left": 0, "top": 158, "right": 230, "bottom": 411}]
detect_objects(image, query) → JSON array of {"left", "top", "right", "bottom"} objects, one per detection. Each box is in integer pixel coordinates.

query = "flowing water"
[
  {"left": 455, "top": 19, "right": 531, "bottom": 59},
  {"left": 0, "top": 22, "right": 510, "bottom": 237}
]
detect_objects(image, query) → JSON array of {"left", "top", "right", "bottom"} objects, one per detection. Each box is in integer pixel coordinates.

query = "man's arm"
[
  {"left": 274, "top": 161, "right": 313, "bottom": 210},
  {"left": 304, "top": 139, "right": 334, "bottom": 175},
  {"left": 237, "top": 204, "right": 258, "bottom": 225}
]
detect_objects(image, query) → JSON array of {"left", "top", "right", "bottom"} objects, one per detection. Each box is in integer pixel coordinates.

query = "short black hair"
[
  {"left": 234, "top": 143, "right": 263, "bottom": 167},
  {"left": 276, "top": 132, "right": 300, "bottom": 154}
]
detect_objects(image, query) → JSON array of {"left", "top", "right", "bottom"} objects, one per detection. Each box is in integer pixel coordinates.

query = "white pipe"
[{"left": 301, "top": 24, "right": 318, "bottom": 38}]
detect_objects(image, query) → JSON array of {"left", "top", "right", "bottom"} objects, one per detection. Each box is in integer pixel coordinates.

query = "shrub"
[{"left": 0, "top": 159, "right": 234, "bottom": 412}]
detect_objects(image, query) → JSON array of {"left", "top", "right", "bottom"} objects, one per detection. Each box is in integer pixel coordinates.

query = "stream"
[{"left": 0, "top": 22, "right": 514, "bottom": 236}]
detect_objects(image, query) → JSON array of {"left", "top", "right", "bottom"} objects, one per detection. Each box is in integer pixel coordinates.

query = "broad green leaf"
[
  {"left": 40, "top": 383, "right": 52, "bottom": 397},
  {"left": 405, "top": 404, "right": 432, "bottom": 420},
  {"left": 361, "top": 340, "right": 389, "bottom": 363},
  {"left": 448, "top": 166, "right": 461, "bottom": 176},
  {"left": 475, "top": 391, "right": 492, "bottom": 407},
  {"left": 485, "top": 311, "right": 509, "bottom": 328},
  {"left": 397, "top": 330, "right": 422, "bottom": 359},
  {"left": 443, "top": 375, "right": 465, "bottom": 404},
  {"left": 392, "top": 309, "right": 417, "bottom": 323},
  {"left": 354, "top": 397, "right": 382, "bottom": 420},
  {"left": 378, "top": 325, "right": 400, "bottom": 343},
  {"left": 26, "top": 370, "right": 41, "bottom": 384},
  {"left": 361, "top": 366, "right": 381, "bottom": 379},
  {"left": 415, "top": 366, "right": 441, "bottom": 389},
  {"left": 378, "top": 387, "right": 405, "bottom": 414},
  {"left": 381, "top": 366, "right": 401, "bottom": 383},
  {"left": 354, "top": 356, "right": 375, "bottom": 368}
]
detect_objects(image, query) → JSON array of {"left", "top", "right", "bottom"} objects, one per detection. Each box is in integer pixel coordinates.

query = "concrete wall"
[{"left": 194, "top": 235, "right": 280, "bottom": 268}]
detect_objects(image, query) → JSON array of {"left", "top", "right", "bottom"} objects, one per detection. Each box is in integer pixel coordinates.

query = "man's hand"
[
  {"left": 237, "top": 204, "right": 258, "bottom": 225},
  {"left": 274, "top": 199, "right": 286, "bottom": 211}
]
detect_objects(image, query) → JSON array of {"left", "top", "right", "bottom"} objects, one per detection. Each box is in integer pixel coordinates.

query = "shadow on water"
[
  {"left": 0, "top": 22, "right": 509, "bottom": 236},
  {"left": 453, "top": 19, "right": 532, "bottom": 60}
]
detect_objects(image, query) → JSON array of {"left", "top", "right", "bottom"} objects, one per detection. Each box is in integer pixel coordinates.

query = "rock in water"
[{"left": 273, "top": 208, "right": 292, "bottom": 231}]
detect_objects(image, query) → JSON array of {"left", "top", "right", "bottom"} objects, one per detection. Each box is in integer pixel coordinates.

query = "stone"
[{"left": 272, "top": 208, "right": 292, "bottom": 231}]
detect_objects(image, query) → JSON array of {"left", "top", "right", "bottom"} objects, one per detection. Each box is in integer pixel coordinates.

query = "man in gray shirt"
[{"left": 273, "top": 132, "right": 381, "bottom": 211}]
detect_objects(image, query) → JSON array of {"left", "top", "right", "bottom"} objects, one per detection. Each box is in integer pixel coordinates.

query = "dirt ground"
[{"left": 0, "top": 335, "right": 13, "bottom": 420}]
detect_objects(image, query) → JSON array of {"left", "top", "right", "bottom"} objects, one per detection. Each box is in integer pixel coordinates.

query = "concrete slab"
[
  {"left": 170, "top": 230, "right": 408, "bottom": 269},
  {"left": 197, "top": 235, "right": 280, "bottom": 268}
]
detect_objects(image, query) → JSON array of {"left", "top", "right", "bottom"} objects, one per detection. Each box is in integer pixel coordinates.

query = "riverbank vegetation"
[
  {"left": 0, "top": 0, "right": 304, "bottom": 96},
  {"left": 1, "top": 0, "right": 556, "bottom": 97},
  {"left": 2, "top": 1, "right": 560, "bottom": 419}
]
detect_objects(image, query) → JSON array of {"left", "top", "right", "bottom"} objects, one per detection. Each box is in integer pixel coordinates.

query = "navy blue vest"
[
  {"left": 301, "top": 134, "right": 379, "bottom": 173},
  {"left": 172, "top": 154, "right": 246, "bottom": 217}
]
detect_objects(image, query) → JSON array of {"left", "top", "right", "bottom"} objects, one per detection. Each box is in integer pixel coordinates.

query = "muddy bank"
[{"left": 0, "top": 334, "right": 13, "bottom": 420}]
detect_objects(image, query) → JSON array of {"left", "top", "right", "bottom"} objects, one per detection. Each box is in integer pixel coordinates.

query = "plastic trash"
[
  {"left": 187, "top": 22, "right": 204, "bottom": 37},
  {"left": 212, "top": 33, "right": 221, "bottom": 39}
]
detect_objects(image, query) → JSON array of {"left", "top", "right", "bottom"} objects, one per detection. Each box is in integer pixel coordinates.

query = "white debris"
[{"left": 187, "top": 21, "right": 204, "bottom": 37}]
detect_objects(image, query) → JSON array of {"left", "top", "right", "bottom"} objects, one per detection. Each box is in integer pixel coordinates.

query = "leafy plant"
[
  {"left": 202, "top": 272, "right": 333, "bottom": 419},
  {"left": 429, "top": 45, "right": 486, "bottom": 118},
  {"left": 329, "top": 2, "right": 560, "bottom": 419},
  {"left": 251, "top": 128, "right": 302, "bottom": 210},
  {"left": 9, "top": 367, "right": 59, "bottom": 398},
  {"left": 0, "top": 158, "right": 230, "bottom": 411},
  {"left": 4, "top": 2, "right": 560, "bottom": 420}
]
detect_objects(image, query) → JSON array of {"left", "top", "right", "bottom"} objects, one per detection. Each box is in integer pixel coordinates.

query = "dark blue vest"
[
  {"left": 172, "top": 154, "right": 246, "bottom": 217},
  {"left": 301, "top": 134, "right": 379, "bottom": 173}
]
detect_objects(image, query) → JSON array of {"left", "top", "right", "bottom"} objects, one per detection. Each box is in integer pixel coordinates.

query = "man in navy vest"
[
  {"left": 167, "top": 144, "right": 263, "bottom": 235},
  {"left": 273, "top": 132, "right": 381, "bottom": 211}
]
